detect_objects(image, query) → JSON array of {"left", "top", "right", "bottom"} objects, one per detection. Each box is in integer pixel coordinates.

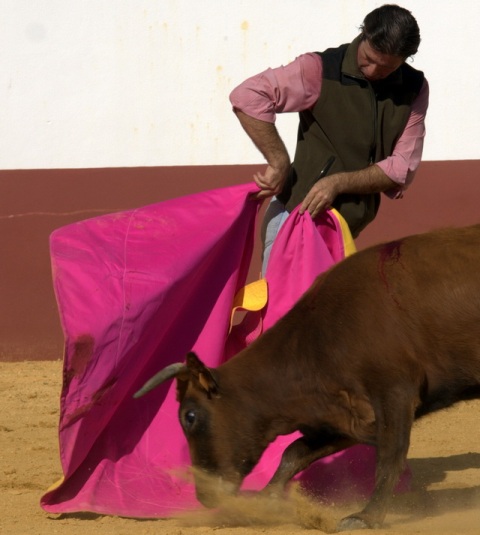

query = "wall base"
[{"left": 1, "top": 160, "right": 478, "bottom": 361}]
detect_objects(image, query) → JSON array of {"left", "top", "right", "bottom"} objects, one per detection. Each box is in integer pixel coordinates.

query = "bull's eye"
[{"left": 184, "top": 409, "right": 196, "bottom": 427}]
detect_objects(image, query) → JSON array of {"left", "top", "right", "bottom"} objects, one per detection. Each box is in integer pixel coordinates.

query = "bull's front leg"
[
  {"left": 337, "top": 397, "right": 415, "bottom": 531},
  {"left": 264, "top": 433, "right": 357, "bottom": 497},
  {"left": 336, "top": 450, "right": 408, "bottom": 531}
]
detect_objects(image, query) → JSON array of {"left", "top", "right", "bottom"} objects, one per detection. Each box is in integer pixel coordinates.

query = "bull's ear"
[{"left": 185, "top": 351, "right": 219, "bottom": 397}]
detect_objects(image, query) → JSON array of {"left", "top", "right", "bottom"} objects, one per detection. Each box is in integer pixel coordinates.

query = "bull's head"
[{"left": 134, "top": 352, "right": 266, "bottom": 507}]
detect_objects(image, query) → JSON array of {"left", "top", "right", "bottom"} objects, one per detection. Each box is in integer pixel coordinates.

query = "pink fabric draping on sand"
[{"left": 41, "top": 182, "right": 408, "bottom": 517}]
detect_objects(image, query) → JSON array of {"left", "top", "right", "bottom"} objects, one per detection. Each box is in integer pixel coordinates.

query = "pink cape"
[{"left": 41, "top": 182, "right": 408, "bottom": 517}]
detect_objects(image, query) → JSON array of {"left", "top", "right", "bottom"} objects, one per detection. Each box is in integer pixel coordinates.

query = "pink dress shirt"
[{"left": 230, "top": 53, "right": 429, "bottom": 198}]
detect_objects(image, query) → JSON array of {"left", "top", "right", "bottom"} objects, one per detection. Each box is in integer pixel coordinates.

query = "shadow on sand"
[{"left": 390, "top": 452, "right": 480, "bottom": 523}]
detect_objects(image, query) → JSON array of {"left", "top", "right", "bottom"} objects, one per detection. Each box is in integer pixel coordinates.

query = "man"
[{"left": 230, "top": 4, "right": 429, "bottom": 273}]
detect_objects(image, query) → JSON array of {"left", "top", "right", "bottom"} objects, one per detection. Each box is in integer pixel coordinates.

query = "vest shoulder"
[
  {"left": 316, "top": 43, "right": 349, "bottom": 79},
  {"left": 400, "top": 62, "right": 425, "bottom": 92}
]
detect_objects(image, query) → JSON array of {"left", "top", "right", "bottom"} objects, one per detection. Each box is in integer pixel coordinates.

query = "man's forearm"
[
  {"left": 327, "top": 164, "right": 397, "bottom": 195},
  {"left": 234, "top": 110, "right": 290, "bottom": 170},
  {"left": 234, "top": 110, "right": 291, "bottom": 196}
]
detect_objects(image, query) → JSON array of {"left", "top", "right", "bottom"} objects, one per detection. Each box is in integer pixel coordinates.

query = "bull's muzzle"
[{"left": 193, "top": 472, "right": 239, "bottom": 508}]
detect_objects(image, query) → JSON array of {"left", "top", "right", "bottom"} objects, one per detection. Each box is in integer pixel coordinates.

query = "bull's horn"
[{"left": 133, "top": 362, "right": 185, "bottom": 399}]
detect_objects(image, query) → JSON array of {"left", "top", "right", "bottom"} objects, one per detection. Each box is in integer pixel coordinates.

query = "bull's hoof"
[
  {"left": 337, "top": 515, "right": 371, "bottom": 531},
  {"left": 261, "top": 484, "right": 285, "bottom": 500}
]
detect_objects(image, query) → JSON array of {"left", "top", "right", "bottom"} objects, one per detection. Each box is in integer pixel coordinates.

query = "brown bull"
[{"left": 135, "top": 224, "right": 480, "bottom": 531}]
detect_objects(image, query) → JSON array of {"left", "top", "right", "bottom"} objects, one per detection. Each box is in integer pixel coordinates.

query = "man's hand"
[
  {"left": 253, "top": 160, "right": 290, "bottom": 200},
  {"left": 300, "top": 166, "right": 398, "bottom": 219},
  {"left": 300, "top": 175, "right": 339, "bottom": 218}
]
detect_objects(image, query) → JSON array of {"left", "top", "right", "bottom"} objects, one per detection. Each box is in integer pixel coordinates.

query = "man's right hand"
[{"left": 252, "top": 161, "right": 289, "bottom": 200}]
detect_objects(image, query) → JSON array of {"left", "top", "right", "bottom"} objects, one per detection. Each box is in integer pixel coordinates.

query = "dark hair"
[{"left": 360, "top": 4, "right": 421, "bottom": 58}]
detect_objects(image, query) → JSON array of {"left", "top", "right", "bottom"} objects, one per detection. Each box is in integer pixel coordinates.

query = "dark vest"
[{"left": 277, "top": 36, "right": 424, "bottom": 237}]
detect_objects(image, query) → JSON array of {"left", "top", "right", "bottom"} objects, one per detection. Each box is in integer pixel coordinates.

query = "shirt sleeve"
[
  {"left": 229, "top": 53, "right": 322, "bottom": 123},
  {"left": 377, "top": 78, "right": 430, "bottom": 199}
]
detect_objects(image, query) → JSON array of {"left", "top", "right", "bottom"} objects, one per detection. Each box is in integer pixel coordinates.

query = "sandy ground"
[{"left": 1, "top": 359, "right": 480, "bottom": 535}]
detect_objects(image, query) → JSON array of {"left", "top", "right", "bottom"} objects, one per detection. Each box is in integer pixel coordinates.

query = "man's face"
[{"left": 357, "top": 39, "right": 404, "bottom": 81}]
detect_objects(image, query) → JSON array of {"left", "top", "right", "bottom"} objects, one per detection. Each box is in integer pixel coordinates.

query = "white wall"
[{"left": 0, "top": 0, "right": 478, "bottom": 169}]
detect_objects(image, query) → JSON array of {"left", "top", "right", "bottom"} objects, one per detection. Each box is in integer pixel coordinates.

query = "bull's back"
[
  {"left": 295, "top": 224, "right": 480, "bottom": 385},
  {"left": 318, "top": 224, "right": 480, "bottom": 322},
  {"left": 372, "top": 224, "right": 480, "bottom": 319}
]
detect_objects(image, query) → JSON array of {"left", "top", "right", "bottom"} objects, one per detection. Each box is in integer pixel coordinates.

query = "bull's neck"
[{"left": 223, "top": 342, "right": 310, "bottom": 438}]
